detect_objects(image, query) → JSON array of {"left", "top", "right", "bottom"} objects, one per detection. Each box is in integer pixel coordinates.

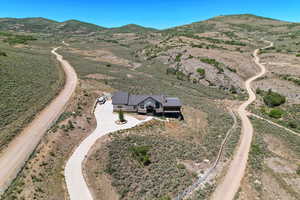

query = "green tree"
[
  {"left": 263, "top": 89, "right": 286, "bottom": 107},
  {"left": 268, "top": 108, "right": 284, "bottom": 119},
  {"left": 118, "top": 110, "right": 125, "bottom": 122},
  {"left": 196, "top": 68, "right": 205, "bottom": 76}
]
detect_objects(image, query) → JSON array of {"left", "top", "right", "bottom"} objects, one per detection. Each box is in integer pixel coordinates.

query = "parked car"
[{"left": 97, "top": 96, "right": 106, "bottom": 104}]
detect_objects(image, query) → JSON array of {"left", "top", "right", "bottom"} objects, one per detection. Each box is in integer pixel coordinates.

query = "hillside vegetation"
[{"left": 0, "top": 42, "right": 64, "bottom": 151}]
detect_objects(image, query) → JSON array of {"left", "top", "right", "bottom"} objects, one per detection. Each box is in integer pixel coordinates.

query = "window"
[
  {"left": 117, "top": 105, "right": 123, "bottom": 109},
  {"left": 155, "top": 102, "right": 160, "bottom": 108},
  {"left": 140, "top": 104, "right": 144, "bottom": 109}
]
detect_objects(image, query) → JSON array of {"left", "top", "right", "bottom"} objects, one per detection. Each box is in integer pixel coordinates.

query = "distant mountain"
[
  {"left": 0, "top": 14, "right": 298, "bottom": 36},
  {"left": 57, "top": 20, "right": 106, "bottom": 34},
  {"left": 105, "top": 24, "right": 158, "bottom": 34},
  {"left": 0, "top": 18, "right": 156, "bottom": 35},
  {"left": 0, "top": 17, "right": 105, "bottom": 35},
  {"left": 0, "top": 17, "right": 58, "bottom": 33}
]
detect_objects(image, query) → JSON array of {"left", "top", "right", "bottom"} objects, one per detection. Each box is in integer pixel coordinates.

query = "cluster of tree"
[
  {"left": 4, "top": 35, "right": 37, "bottom": 45},
  {"left": 257, "top": 88, "right": 286, "bottom": 119},
  {"left": 263, "top": 89, "right": 286, "bottom": 107}
]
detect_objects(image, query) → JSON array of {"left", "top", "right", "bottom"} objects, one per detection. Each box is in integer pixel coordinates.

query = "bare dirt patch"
[
  {"left": 261, "top": 172, "right": 296, "bottom": 200},
  {"left": 266, "top": 157, "right": 297, "bottom": 174},
  {"left": 85, "top": 73, "right": 115, "bottom": 80},
  {"left": 165, "top": 106, "right": 208, "bottom": 143},
  {"left": 261, "top": 53, "right": 300, "bottom": 76},
  {"left": 264, "top": 135, "right": 298, "bottom": 161}
]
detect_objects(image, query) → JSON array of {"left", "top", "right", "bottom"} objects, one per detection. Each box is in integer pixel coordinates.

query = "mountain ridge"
[{"left": 0, "top": 14, "right": 299, "bottom": 35}]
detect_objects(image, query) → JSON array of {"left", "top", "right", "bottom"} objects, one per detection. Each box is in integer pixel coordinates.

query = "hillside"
[
  {"left": 0, "top": 17, "right": 106, "bottom": 35},
  {"left": 105, "top": 24, "right": 158, "bottom": 33},
  {"left": 1, "top": 14, "right": 300, "bottom": 200},
  {"left": 0, "top": 17, "right": 156, "bottom": 35}
]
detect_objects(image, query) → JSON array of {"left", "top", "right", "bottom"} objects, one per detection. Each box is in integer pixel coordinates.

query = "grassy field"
[{"left": 0, "top": 42, "right": 64, "bottom": 151}]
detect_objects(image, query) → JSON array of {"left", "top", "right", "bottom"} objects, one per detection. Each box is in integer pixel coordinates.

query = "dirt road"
[
  {"left": 64, "top": 101, "right": 152, "bottom": 200},
  {"left": 211, "top": 41, "right": 273, "bottom": 200},
  {"left": 0, "top": 46, "right": 77, "bottom": 196}
]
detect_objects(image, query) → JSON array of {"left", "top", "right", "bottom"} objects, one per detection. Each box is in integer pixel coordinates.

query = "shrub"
[
  {"left": 230, "top": 85, "right": 237, "bottom": 94},
  {"left": 188, "top": 54, "right": 193, "bottom": 59},
  {"left": 227, "top": 66, "right": 237, "bottom": 73},
  {"left": 296, "top": 54, "right": 300, "bottom": 57},
  {"left": 118, "top": 110, "right": 125, "bottom": 122},
  {"left": 196, "top": 68, "right": 205, "bottom": 76},
  {"left": 166, "top": 67, "right": 177, "bottom": 75},
  {"left": 0, "top": 51, "right": 7, "bottom": 56},
  {"left": 159, "top": 196, "right": 171, "bottom": 200},
  {"left": 129, "top": 145, "right": 151, "bottom": 166},
  {"left": 256, "top": 88, "right": 262, "bottom": 94},
  {"left": 176, "top": 71, "right": 188, "bottom": 81},
  {"left": 288, "top": 121, "right": 298, "bottom": 129},
  {"left": 67, "top": 120, "right": 75, "bottom": 130},
  {"left": 176, "top": 163, "right": 186, "bottom": 169},
  {"left": 263, "top": 90, "right": 286, "bottom": 107},
  {"left": 268, "top": 108, "right": 284, "bottom": 119},
  {"left": 297, "top": 164, "right": 300, "bottom": 175},
  {"left": 175, "top": 53, "right": 182, "bottom": 62}
]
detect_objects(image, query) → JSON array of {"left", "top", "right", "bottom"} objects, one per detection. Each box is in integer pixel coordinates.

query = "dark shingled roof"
[
  {"left": 128, "top": 95, "right": 165, "bottom": 106},
  {"left": 112, "top": 91, "right": 181, "bottom": 107},
  {"left": 112, "top": 91, "right": 129, "bottom": 104},
  {"left": 164, "top": 97, "right": 182, "bottom": 107}
]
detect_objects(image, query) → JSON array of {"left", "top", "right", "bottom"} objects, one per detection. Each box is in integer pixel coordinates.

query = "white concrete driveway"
[{"left": 64, "top": 101, "right": 152, "bottom": 200}]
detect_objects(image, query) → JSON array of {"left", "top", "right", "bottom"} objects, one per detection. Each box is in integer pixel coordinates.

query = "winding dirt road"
[
  {"left": 211, "top": 40, "right": 273, "bottom": 200},
  {"left": 0, "top": 45, "right": 77, "bottom": 196}
]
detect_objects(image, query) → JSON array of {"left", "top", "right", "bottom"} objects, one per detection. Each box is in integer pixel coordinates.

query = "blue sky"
[{"left": 1, "top": 0, "right": 300, "bottom": 29}]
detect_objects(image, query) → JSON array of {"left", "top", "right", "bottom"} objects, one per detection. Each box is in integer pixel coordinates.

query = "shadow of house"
[{"left": 112, "top": 91, "right": 182, "bottom": 117}]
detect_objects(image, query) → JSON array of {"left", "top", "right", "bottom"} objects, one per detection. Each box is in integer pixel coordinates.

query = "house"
[{"left": 112, "top": 91, "right": 182, "bottom": 115}]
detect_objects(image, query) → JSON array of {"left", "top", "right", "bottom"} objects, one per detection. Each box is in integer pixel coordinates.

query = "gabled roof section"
[
  {"left": 128, "top": 95, "right": 165, "bottom": 105},
  {"left": 112, "top": 91, "right": 129, "bottom": 105},
  {"left": 164, "top": 97, "right": 182, "bottom": 107},
  {"left": 111, "top": 91, "right": 182, "bottom": 107}
]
